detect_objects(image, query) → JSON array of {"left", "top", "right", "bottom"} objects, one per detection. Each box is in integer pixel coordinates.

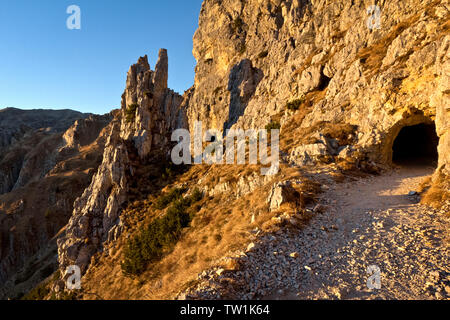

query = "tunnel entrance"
[{"left": 392, "top": 123, "right": 439, "bottom": 166}]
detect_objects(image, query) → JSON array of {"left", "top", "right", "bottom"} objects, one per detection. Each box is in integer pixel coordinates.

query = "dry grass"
[
  {"left": 357, "top": 0, "right": 447, "bottom": 78},
  {"left": 73, "top": 160, "right": 322, "bottom": 300},
  {"left": 356, "top": 10, "right": 425, "bottom": 78},
  {"left": 420, "top": 172, "right": 450, "bottom": 209},
  {"left": 282, "top": 118, "right": 357, "bottom": 154}
]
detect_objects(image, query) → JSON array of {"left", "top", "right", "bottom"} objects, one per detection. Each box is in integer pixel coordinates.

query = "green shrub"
[
  {"left": 121, "top": 190, "right": 203, "bottom": 276},
  {"left": 161, "top": 162, "right": 182, "bottom": 180},
  {"left": 44, "top": 208, "right": 52, "bottom": 219},
  {"left": 153, "top": 188, "right": 186, "bottom": 210},
  {"left": 265, "top": 121, "right": 281, "bottom": 132},
  {"left": 161, "top": 167, "right": 172, "bottom": 180},
  {"left": 286, "top": 98, "right": 304, "bottom": 111},
  {"left": 21, "top": 283, "right": 50, "bottom": 300},
  {"left": 190, "top": 188, "right": 203, "bottom": 204},
  {"left": 125, "top": 103, "right": 139, "bottom": 123}
]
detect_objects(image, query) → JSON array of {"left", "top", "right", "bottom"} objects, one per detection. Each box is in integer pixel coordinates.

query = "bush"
[
  {"left": 153, "top": 188, "right": 186, "bottom": 210},
  {"left": 286, "top": 98, "right": 303, "bottom": 111},
  {"left": 265, "top": 121, "right": 281, "bottom": 132},
  {"left": 21, "top": 283, "right": 50, "bottom": 300},
  {"left": 125, "top": 103, "right": 139, "bottom": 123},
  {"left": 190, "top": 188, "right": 203, "bottom": 204},
  {"left": 161, "top": 167, "right": 174, "bottom": 180},
  {"left": 121, "top": 190, "right": 203, "bottom": 276},
  {"left": 44, "top": 208, "right": 52, "bottom": 219}
]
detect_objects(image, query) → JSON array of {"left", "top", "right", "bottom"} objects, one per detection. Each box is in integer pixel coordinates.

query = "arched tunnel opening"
[{"left": 392, "top": 123, "right": 439, "bottom": 167}]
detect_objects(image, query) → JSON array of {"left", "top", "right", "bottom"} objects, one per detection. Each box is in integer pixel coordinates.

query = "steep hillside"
[{"left": 0, "top": 110, "right": 112, "bottom": 299}]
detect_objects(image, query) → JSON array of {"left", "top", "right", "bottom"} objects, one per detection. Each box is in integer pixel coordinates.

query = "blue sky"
[{"left": 0, "top": 0, "right": 203, "bottom": 114}]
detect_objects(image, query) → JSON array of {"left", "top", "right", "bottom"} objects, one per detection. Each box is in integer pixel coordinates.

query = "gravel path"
[
  {"left": 272, "top": 166, "right": 450, "bottom": 300},
  {"left": 186, "top": 166, "right": 450, "bottom": 300}
]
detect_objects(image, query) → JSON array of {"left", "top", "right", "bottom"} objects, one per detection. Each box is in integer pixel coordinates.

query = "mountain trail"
[{"left": 259, "top": 165, "right": 450, "bottom": 300}]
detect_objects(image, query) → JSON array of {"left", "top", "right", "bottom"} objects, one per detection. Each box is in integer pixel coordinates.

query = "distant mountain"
[
  {"left": 0, "top": 108, "right": 91, "bottom": 154},
  {"left": 0, "top": 108, "right": 112, "bottom": 299}
]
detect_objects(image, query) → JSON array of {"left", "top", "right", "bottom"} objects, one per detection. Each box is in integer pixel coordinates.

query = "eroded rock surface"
[{"left": 188, "top": 0, "right": 449, "bottom": 177}]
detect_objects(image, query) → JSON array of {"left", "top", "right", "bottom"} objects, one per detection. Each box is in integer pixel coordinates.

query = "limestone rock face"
[
  {"left": 62, "top": 115, "right": 112, "bottom": 150},
  {"left": 432, "top": 35, "right": 450, "bottom": 174},
  {"left": 188, "top": 0, "right": 449, "bottom": 177},
  {"left": 58, "top": 120, "right": 129, "bottom": 273},
  {"left": 267, "top": 181, "right": 299, "bottom": 211},
  {"left": 288, "top": 133, "right": 339, "bottom": 166},
  {"left": 120, "top": 50, "right": 186, "bottom": 158},
  {"left": 57, "top": 50, "right": 187, "bottom": 274},
  {"left": 289, "top": 143, "right": 329, "bottom": 166}
]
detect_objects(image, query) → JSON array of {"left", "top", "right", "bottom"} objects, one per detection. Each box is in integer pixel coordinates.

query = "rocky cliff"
[
  {"left": 188, "top": 0, "right": 449, "bottom": 175},
  {"left": 57, "top": 50, "right": 186, "bottom": 276}
]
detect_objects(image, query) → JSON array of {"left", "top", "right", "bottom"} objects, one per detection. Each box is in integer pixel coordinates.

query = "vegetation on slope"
[{"left": 121, "top": 188, "right": 203, "bottom": 276}]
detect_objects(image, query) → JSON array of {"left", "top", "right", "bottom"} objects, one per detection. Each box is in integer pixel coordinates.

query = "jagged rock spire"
[
  {"left": 57, "top": 49, "right": 186, "bottom": 277},
  {"left": 153, "top": 49, "right": 168, "bottom": 94}
]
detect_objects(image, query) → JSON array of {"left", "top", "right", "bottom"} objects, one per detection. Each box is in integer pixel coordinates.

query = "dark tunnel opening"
[{"left": 392, "top": 123, "right": 439, "bottom": 167}]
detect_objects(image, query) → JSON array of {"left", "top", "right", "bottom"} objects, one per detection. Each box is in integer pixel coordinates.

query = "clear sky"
[{"left": 0, "top": 0, "right": 203, "bottom": 114}]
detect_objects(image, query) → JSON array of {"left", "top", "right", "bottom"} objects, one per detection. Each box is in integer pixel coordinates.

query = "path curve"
[{"left": 265, "top": 166, "right": 450, "bottom": 300}]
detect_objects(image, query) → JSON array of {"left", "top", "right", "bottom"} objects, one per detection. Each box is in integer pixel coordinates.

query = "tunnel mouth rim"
[
  {"left": 390, "top": 119, "right": 439, "bottom": 168},
  {"left": 381, "top": 115, "right": 439, "bottom": 167}
]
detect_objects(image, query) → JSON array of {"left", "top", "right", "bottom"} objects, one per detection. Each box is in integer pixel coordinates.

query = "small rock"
[
  {"left": 216, "top": 268, "right": 225, "bottom": 276},
  {"left": 247, "top": 243, "right": 256, "bottom": 252},
  {"left": 223, "top": 258, "right": 240, "bottom": 271},
  {"left": 313, "top": 204, "right": 327, "bottom": 213}
]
